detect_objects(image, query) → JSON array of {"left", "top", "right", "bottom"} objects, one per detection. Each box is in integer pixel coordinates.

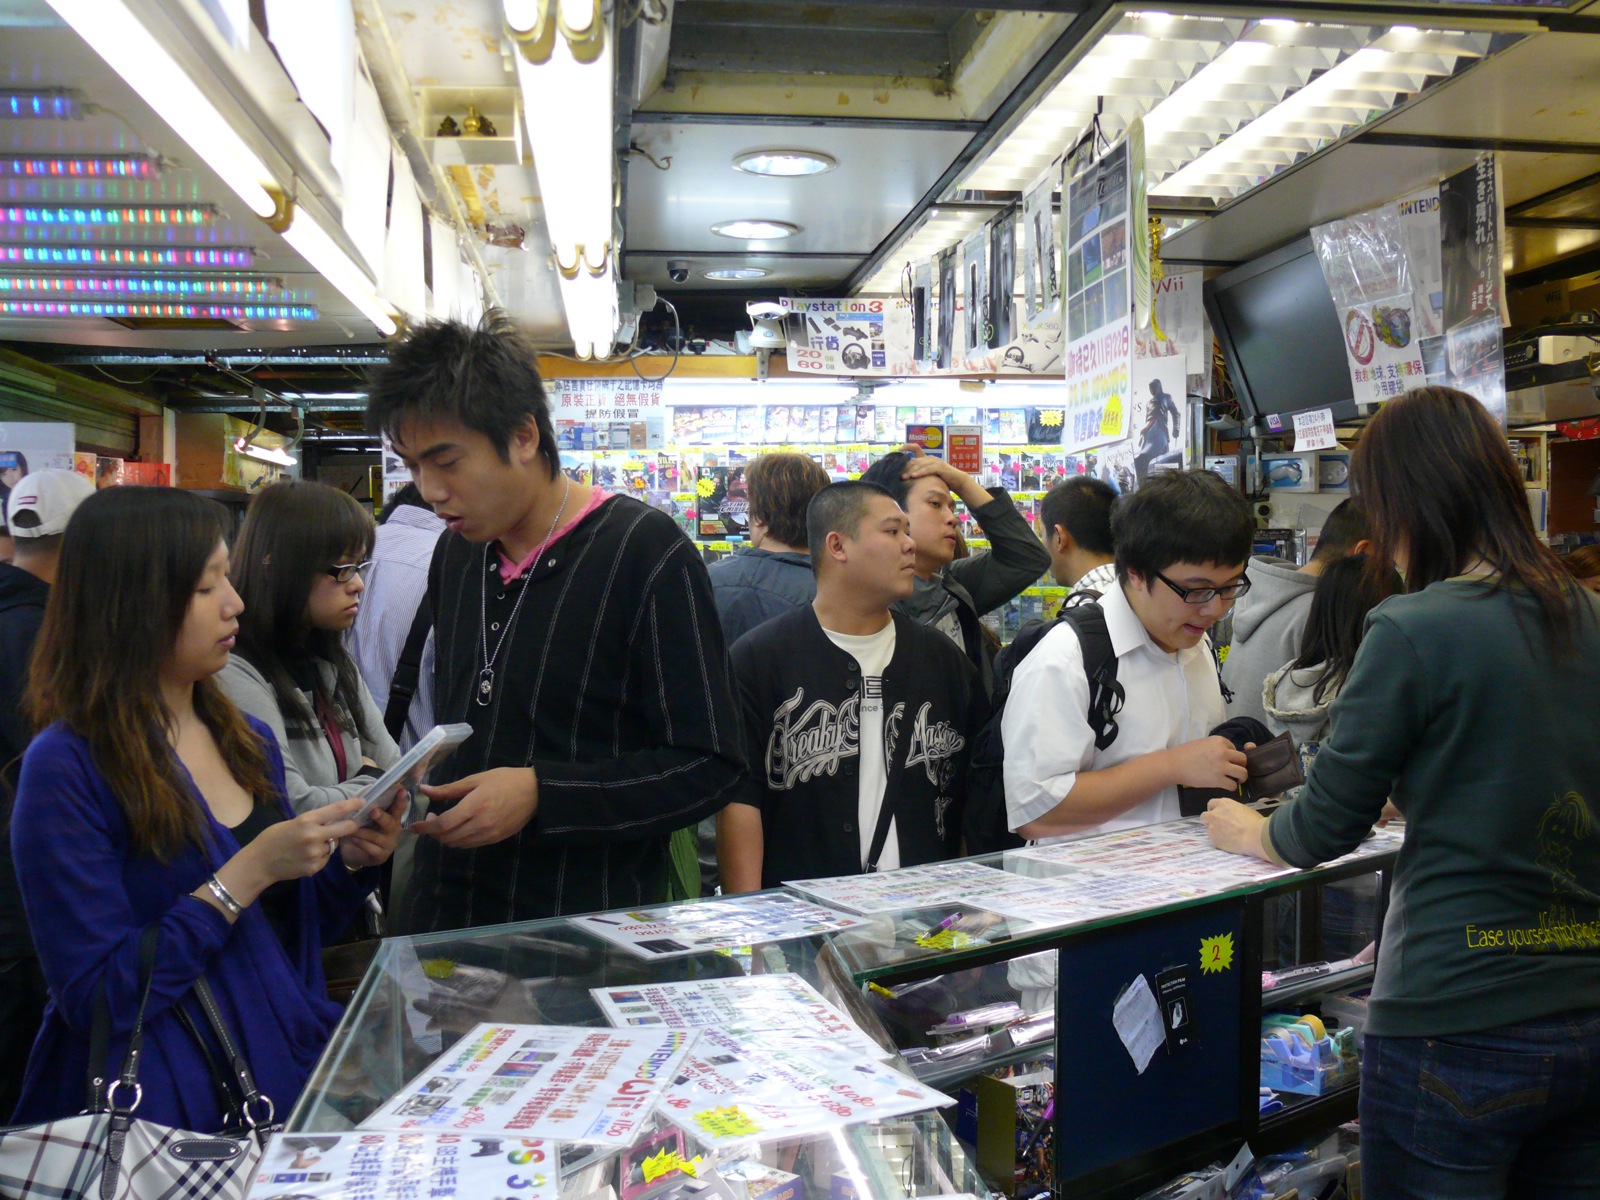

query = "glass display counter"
[{"left": 283, "top": 818, "right": 1399, "bottom": 1200}]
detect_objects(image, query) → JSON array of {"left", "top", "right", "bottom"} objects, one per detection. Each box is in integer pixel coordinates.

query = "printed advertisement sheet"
[
  {"left": 658, "top": 1029, "right": 951, "bottom": 1148},
  {"left": 1064, "top": 137, "right": 1134, "bottom": 452},
  {"left": 248, "top": 1133, "right": 556, "bottom": 1200},
  {"left": 569, "top": 892, "right": 868, "bottom": 960},
  {"left": 362, "top": 1024, "right": 694, "bottom": 1146}
]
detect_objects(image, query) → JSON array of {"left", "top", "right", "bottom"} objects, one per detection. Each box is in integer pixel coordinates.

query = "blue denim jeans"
[{"left": 1360, "top": 1007, "right": 1600, "bottom": 1199}]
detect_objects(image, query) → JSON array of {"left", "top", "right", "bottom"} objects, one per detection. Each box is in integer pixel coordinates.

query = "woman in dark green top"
[{"left": 1205, "top": 386, "right": 1600, "bottom": 1199}]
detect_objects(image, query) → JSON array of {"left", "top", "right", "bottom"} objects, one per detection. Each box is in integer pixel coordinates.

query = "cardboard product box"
[
  {"left": 974, "top": 1069, "right": 1054, "bottom": 1192},
  {"left": 718, "top": 1160, "right": 800, "bottom": 1200}
]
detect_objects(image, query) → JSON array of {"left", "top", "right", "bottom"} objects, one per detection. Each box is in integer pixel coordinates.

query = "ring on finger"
[{"left": 326, "top": 837, "right": 337, "bottom": 856}]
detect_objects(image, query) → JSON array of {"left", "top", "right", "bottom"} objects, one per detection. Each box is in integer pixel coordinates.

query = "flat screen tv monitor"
[{"left": 1203, "top": 236, "right": 1358, "bottom": 426}]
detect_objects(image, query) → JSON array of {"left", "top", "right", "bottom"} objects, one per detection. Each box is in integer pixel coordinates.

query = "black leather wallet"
[{"left": 1178, "top": 731, "right": 1305, "bottom": 815}]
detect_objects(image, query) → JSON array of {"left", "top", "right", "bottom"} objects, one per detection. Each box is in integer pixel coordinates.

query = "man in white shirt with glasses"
[{"left": 1004, "top": 470, "right": 1258, "bottom": 845}]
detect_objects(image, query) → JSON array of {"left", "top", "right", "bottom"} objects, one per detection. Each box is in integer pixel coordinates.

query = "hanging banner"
[
  {"left": 1439, "top": 155, "right": 1507, "bottom": 424},
  {"left": 989, "top": 211, "right": 1016, "bottom": 348},
  {"left": 781, "top": 298, "right": 913, "bottom": 376},
  {"left": 936, "top": 248, "right": 957, "bottom": 370},
  {"left": 1311, "top": 206, "right": 1426, "bottom": 407},
  {"left": 550, "top": 379, "right": 666, "bottom": 450},
  {"left": 1064, "top": 135, "right": 1134, "bottom": 452},
  {"left": 1128, "top": 118, "right": 1152, "bottom": 332},
  {"left": 961, "top": 229, "right": 989, "bottom": 353},
  {"left": 912, "top": 260, "right": 934, "bottom": 364},
  {"left": 1022, "top": 168, "right": 1058, "bottom": 325},
  {"left": 1135, "top": 268, "right": 1206, "bottom": 379}
]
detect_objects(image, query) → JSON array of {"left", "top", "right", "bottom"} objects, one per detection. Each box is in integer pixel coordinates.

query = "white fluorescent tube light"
[
  {"left": 233, "top": 438, "right": 299, "bottom": 468},
  {"left": 44, "top": 0, "right": 278, "bottom": 220},
  {"left": 282, "top": 213, "right": 399, "bottom": 336},
  {"left": 511, "top": 3, "right": 619, "bottom": 355}
]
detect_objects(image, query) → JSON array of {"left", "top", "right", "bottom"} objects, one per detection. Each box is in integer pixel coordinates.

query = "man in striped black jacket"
[{"left": 368, "top": 313, "right": 746, "bottom": 930}]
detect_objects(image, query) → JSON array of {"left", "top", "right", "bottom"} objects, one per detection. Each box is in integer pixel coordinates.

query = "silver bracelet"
[{"left": 205, "top": 874, "right": 244, "bottom": 918}]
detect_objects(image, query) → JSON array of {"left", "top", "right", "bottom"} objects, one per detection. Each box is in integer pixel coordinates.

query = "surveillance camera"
[{"left": 667, "top": 260, "right": 691, "bottom": 284}]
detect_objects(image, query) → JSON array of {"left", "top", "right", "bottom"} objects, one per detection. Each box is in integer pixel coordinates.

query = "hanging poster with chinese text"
[{"left": 1063, "top": 136, "right": 1134, "bottom": 452}]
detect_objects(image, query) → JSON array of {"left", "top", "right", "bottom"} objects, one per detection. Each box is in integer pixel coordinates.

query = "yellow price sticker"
[
  {"left": 914, "top": 929, "right": 976, "bottom": 950},
  {"left": 1099, "top": 396, "right": 1124, "bottom": 437},
  {"left": 1199, "top": 933, "right": 1235, "bottom": 974},
  {"left": 694, "top": 1105, "right": 764, "bottom": 1140},
  {"left": 641, "top": 1149, "right": 703, "bottom": 1184},
  {"left": 1037, "top": 409, "right": 1064, "bottom": 427},
  {"left": 695, "top": 477, "right": 717, "bottom": 498}
]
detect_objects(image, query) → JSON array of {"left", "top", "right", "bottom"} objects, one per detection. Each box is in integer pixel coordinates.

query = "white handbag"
[{"left": 0, "top": 930, "right": 276, "bottom": 1200}]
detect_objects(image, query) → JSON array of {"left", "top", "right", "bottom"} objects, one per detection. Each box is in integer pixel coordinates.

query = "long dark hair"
[
  {"left": 1290, "top": 555, "right": 1399, "bottom": 703},
  {"left": 230, "top": 481, "right": 376, "bottom": 743},
  {"left": 1351, "top": 386, "right": 1588, "bottom": 642},
  {"left": 27, "top": 487, "right": 276, "bottom": 860}
]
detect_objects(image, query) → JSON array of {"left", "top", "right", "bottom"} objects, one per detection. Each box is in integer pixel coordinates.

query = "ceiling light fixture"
[
  {"left": 0, "top": 275, "right": 281, "bottom": 297},
  {"left": 0, "top": 89, "right": 80, "bottom": 120},
  {"left": 0, "top": 244, "right": 256, "bottom": 268},
  {"left": 0, "top": 300, "right": 316, "bottom": 320},
  {"left": 705, "top": 267, "right": 770, "bottom": 281},
  {"left": 278, "top": 212, "right": 400, "bottom": 337},
  {"left": 712, "top": 219, "right": 799, "bottom": 241},
  {"left": 0, "top": 204, "right": 213, "bottom": 226},
  {"left": 509, "top": 0, "right": 619, "bottom": 357},
  {"left": 733, "top": 150, "right": 837, "bottom": 178},
  {"left": 233, "top": 439, "right": 299, "bottom": 468},
  {"left": 0, "top": 154, "right": 160, "bottom": 179},
  {"left": 43, "top": 0, "right": 281, "bottom": 220}
]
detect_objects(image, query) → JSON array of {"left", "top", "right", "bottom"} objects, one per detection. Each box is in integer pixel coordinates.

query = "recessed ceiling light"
[
  {"left": 733, "top": 150, "right": 837, "bottom": 177},
  {"left": 704, "top": 267, "right": 770, "bottom": 281},
  {"left": 712, "top": 220, "right": 800, "bottom": 240}
]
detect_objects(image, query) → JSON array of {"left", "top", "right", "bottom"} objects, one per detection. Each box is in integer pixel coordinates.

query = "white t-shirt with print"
[{"left": 824, "top": 621, "right": 899, "bottom": 871}]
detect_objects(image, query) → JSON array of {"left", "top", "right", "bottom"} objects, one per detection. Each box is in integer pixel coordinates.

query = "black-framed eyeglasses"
[
  {"left": 1152, "top": 568, "right": 1251, "bottom": 605},
  {"left": 324, "top": 560, "right": 373, "bottom": 584}
]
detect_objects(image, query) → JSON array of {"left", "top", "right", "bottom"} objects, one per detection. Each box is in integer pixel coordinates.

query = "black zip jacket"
[{"left": 730, "top": 606, "right": 989, "bottom": 887}]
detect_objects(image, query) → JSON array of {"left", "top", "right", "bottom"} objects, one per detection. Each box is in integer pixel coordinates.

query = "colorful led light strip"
[
  {"left": 0, "top": 90, "right": 80, "bottom": 120},
  {"left": 0, "top": 244, "right": 255, "bottom": 268},
  {"left": 0, "top": 275, "right": 281, "bottom": 297},
  {"left": 0, "top": 205, "right": 214, "bottom": 226},
  {"left": 0, "top": 155, "right": 159, "bottom": 179},
  {"left": 0, "top": 301, "right": 316, "bottom": 320}
]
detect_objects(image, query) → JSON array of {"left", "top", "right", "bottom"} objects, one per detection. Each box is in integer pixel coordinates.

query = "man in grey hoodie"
[
  {"left": 1220, "top": 499, "right": 1368, "bottom": 725},
  {"left": 860, "top": 447, "right": 1051, "bottom": 696}
]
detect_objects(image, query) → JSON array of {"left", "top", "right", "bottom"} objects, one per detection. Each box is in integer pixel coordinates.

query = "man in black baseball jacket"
[{"left": 718, "top": 481, "right": 988, "bottom": 890}]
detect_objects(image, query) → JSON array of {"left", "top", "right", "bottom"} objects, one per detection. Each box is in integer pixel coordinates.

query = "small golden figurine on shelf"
[
  {"left": 463, "top": 105, "right": 497, "bottom": 137},
  {"left": 436, "top": 114, "right": 461, "bottom": 137}
]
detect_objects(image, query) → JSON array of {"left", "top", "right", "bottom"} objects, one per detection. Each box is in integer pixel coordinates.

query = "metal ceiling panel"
[{"left": 624, "top": 121, "right": 974, "bottom": 260}]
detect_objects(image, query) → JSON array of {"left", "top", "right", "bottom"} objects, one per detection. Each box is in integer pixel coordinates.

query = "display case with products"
[{"left": 281, "top": 819, "right": 1398, "bottom": 1200}]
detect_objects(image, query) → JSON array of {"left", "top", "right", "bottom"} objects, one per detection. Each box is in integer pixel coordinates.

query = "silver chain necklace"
[{"left": 476, "top": 478, "right": 571, "bottom": 706}]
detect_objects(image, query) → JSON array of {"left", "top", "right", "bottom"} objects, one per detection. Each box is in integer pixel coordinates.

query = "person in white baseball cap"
[{"left": 0, "top": 467, "right": 95, "bottom": 1116}]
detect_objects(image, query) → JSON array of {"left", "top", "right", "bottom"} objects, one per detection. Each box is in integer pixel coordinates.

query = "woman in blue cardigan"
[{"left": 8, "top": 487, "right": 407, "bottom": 1130}]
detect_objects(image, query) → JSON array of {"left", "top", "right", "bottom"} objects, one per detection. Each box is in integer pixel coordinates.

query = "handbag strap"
[
  {"left": 190, "top": 975, "right": 276, "bottom": 1130},
  {"left": 90, "top": 925, "right": 161, "bottom": 1115},
  {"left": 172, "top": 1000, "right": 248, "bottom": 1129}
]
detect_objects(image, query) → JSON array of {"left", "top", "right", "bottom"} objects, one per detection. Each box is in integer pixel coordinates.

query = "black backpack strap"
[
  {"left": 1058, "top": 604, "right": 1124, "bottom": 752},
  {"left": 384, "top": 596, "right": 433, "bottom": 741}
]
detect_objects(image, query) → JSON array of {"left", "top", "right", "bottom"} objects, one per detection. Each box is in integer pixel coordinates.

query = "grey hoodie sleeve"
[{"left": 947, "top": 488, "right": 1052, "bottom": 617}]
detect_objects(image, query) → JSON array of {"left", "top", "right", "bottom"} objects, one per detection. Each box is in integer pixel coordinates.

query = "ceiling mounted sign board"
[
  {"left": 781, "top": 298, "right": 912, "bottom": 376},
  {"left": 1064, "top": 134, "right": 1135, "bottom": 453}
]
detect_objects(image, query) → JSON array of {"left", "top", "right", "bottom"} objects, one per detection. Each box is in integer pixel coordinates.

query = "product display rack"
[{"left": 288, "top": 822, "right": 1397, "bottom": 1200}]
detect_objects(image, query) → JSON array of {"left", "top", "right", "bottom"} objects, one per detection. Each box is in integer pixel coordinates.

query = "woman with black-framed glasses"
[{"left": 218, "top": 482, "right": 401, "bottom": 824}]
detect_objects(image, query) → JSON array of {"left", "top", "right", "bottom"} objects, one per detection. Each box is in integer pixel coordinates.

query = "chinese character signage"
[{"left": 1063, "top": 134, "right": 1136, "bottom": 452}]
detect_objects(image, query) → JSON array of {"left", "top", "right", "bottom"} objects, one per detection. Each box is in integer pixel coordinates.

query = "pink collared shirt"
[{"left": 495, "top": 489, "right": 611, "bottom": 584}]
